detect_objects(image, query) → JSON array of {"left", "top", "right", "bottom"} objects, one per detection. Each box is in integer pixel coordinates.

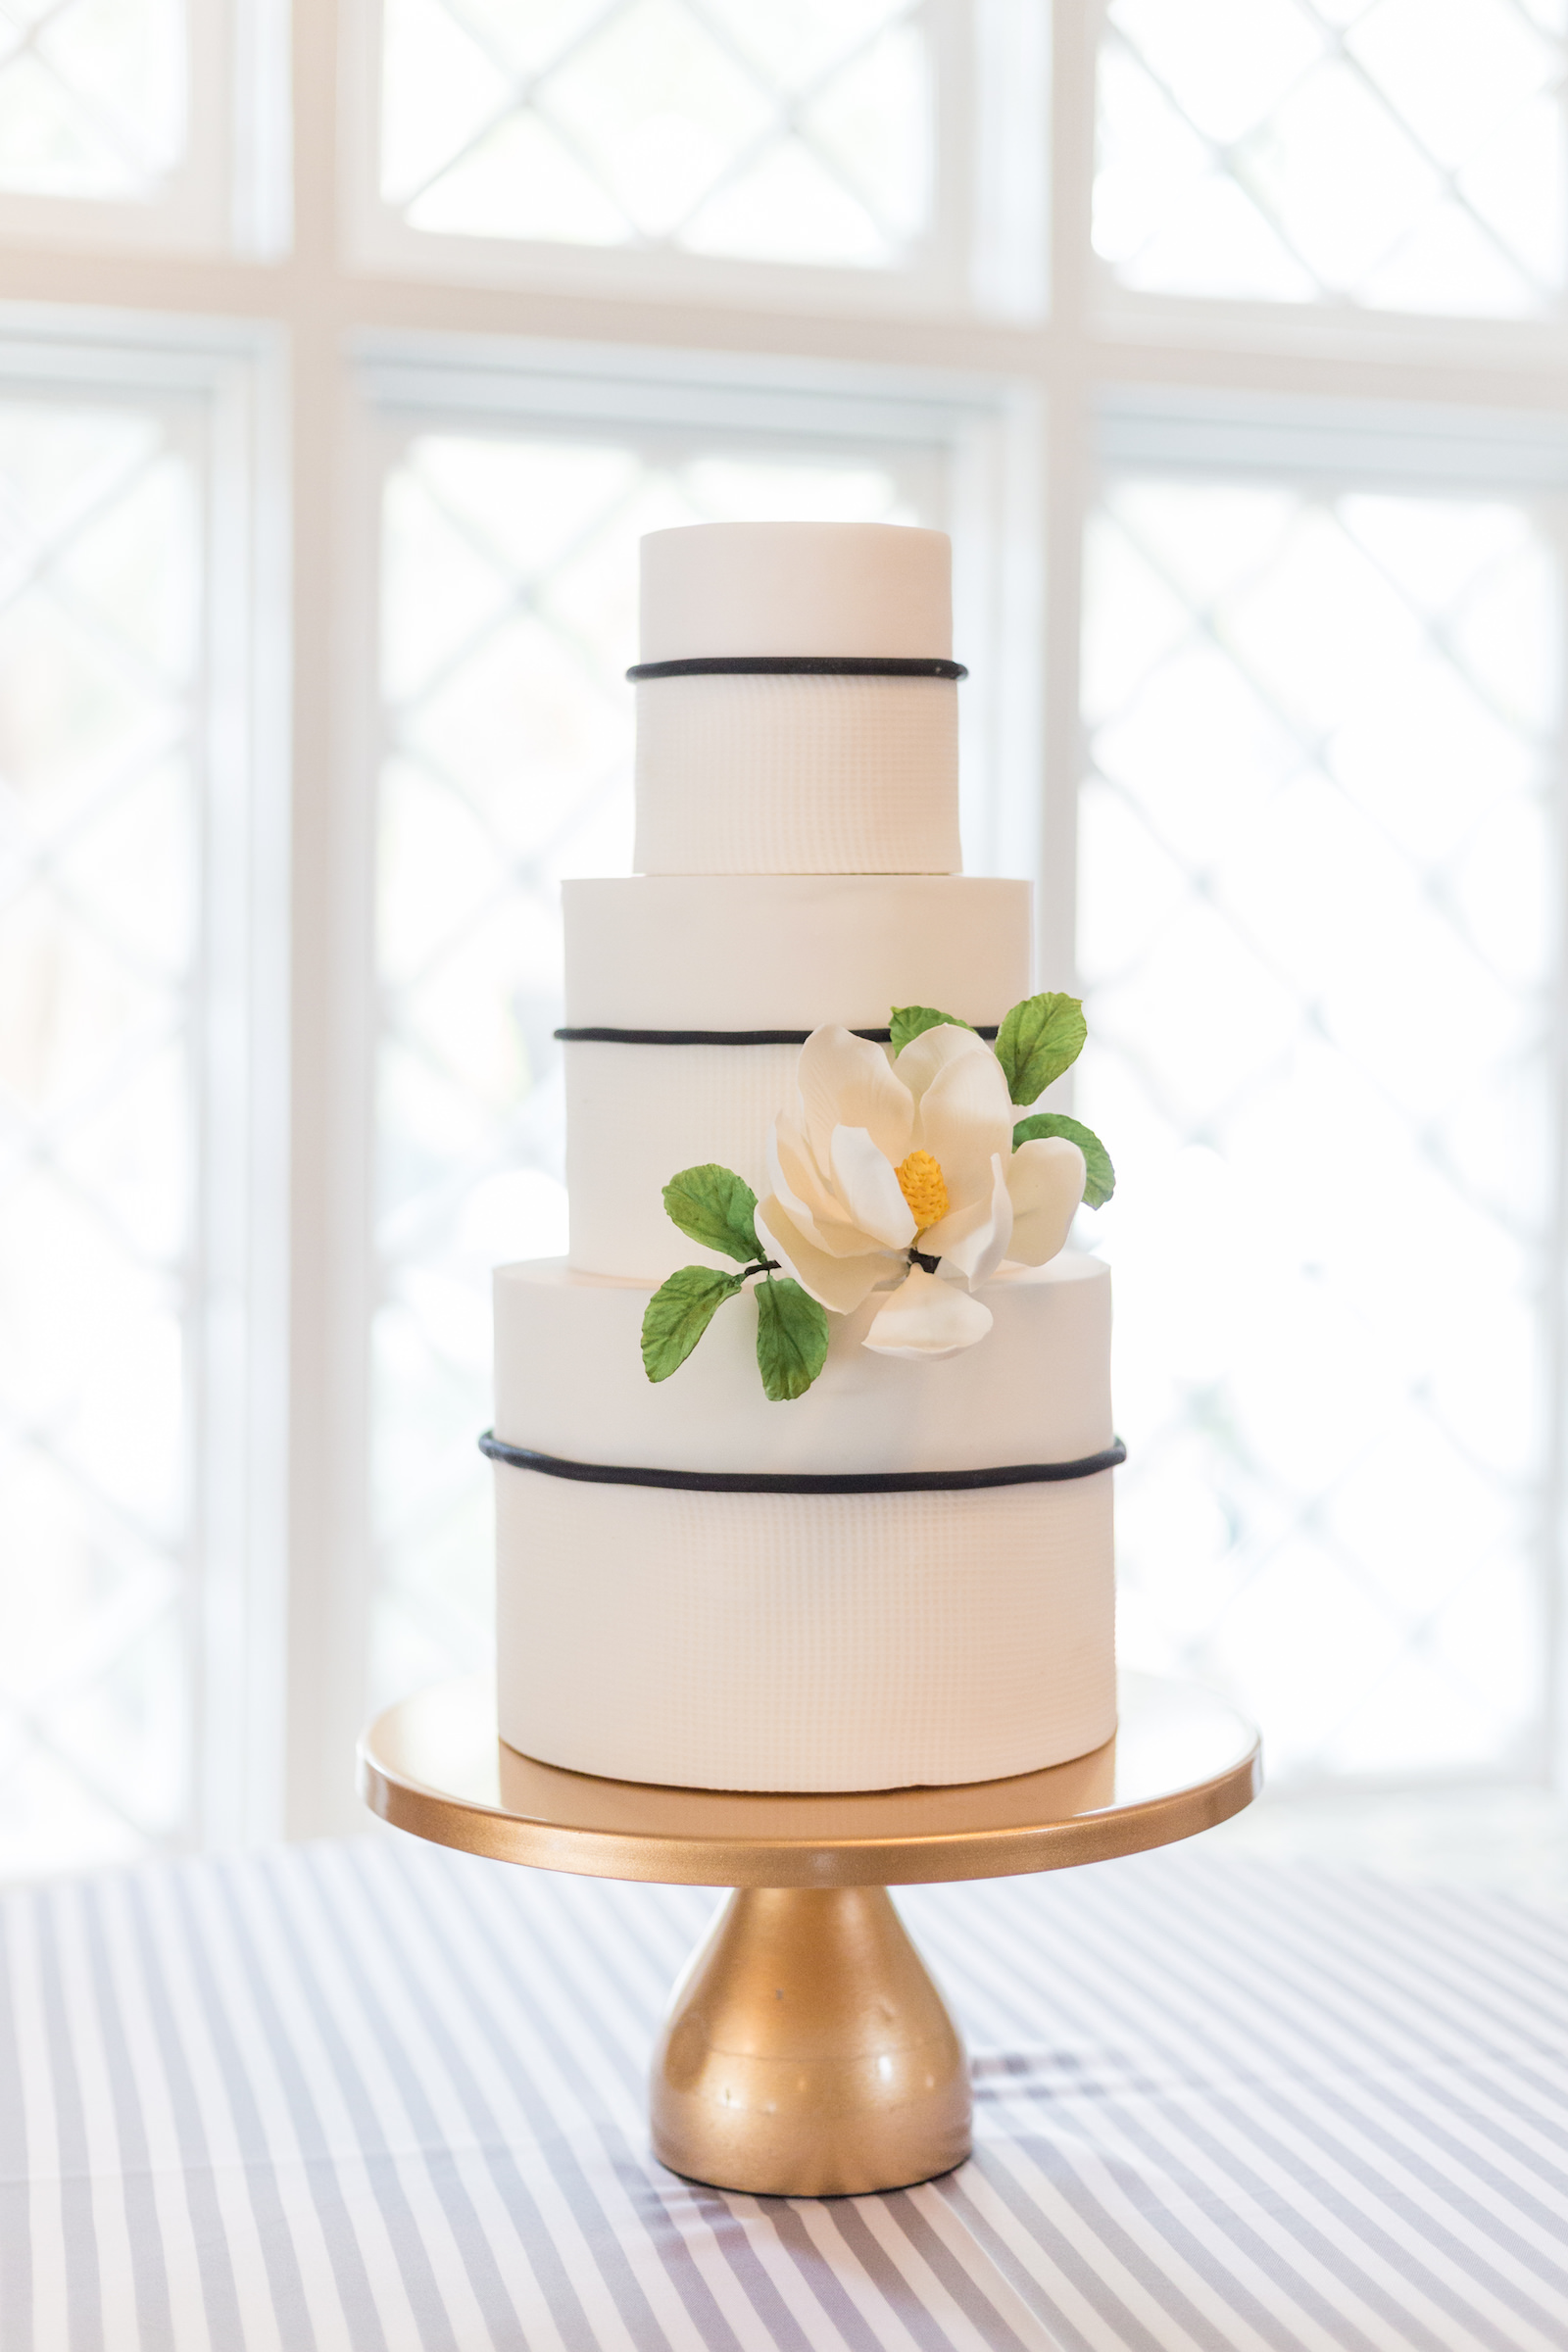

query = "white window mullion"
[{"left": 194, "top": 327, "right": 290, "bottom": 1850}]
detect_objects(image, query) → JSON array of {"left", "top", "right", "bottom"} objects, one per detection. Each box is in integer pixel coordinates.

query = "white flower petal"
[
  {"left": 829, "top": 1124, "right": 917, "bottom": 1250},
  {"left": 1004, "top": 1136, "right": 1085, "bottom": 1265},
  {"left": 767, "top": 1115, "right": 821, "bottom": 1222},
  {"left": 894, "top": 1020, "right": 993, "bottom": 1106},
  {"left": 768, "top": 1115, "right": 858, "bottom": 1250},
  {"left": 768, "top": 1122, "right": 891, "bottom": 1258},
  {"left": 911, "top": 1036, "right": 1015, "bottom": 1181},
  {"left": 862, "top": 1265, "right": 995, "bottom": 1359},
  {"left": 798, "top": 1024, "right": 912, "bottom": 1171},
  {"left": 920, "top": 1151, "right": 1013, "bottom": 1282},
  {"left": 757, "top": 1196, "right": 891, "bottom": 1313}
]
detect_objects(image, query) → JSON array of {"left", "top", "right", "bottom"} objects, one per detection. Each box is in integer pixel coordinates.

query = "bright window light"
[
  {"left": 0, "top": 0, "right": 186, "bottom": 200},
  {"left": 1098, "top": 0, "right": 1568, "bottom": 313},
  {"left": 0, "top": 395, "right": 203, "bottom": 1873},
  {"left": 1079, "top": 477, "right": 1558, "bottom": 1780},
  {"left": 378, "top": 0, "right": 934, "bottom": 267}
]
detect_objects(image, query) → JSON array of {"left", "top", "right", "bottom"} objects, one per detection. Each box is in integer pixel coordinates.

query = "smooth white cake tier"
[
  {"left": 639, "top": 521, "right": 952, "bottom": 662},
  {"left": 495, "top": 1470, "right": 1116, "bottom": 1789},
  {"left": 495, "top": 1254, "right": 1112, "bottom": 1471},
  {"left": 634, "top": 673, "right": 959, "bottom": 875},
  {"left": 562, "top": 876, "right": 1028, "bottom": 1028}
]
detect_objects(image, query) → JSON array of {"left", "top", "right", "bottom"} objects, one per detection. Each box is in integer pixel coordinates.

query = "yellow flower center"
[{"left": 896, "top": 1150, "right": 950, "bottom": 1232}]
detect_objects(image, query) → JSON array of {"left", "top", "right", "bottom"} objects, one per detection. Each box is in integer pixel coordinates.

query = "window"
[
  {"left": 1097, "top": 0, "right": 1568, "bottom": 316},
  {"left": 1078, "top": 425, "right": 1562, "bottom": 1779},
  {"left": 377, "top": 0, "right": 933, "bottom": 267},
  {"left": 0, "top": 0, "right": 286, "bottom": 252},
  {"left": 0, "top": 318, "right": 285, "bottom": 1873},
  {"left": 346, "top": 0, "right": 1048, "bottom": 313},
  {"left": 3, "top": 1, "right": 1566, "bottom": 1871}
]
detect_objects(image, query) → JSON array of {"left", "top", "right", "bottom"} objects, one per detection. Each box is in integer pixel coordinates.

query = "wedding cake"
[{"left": 487, "top": 520, "right": 1120, "bottom": 1792}]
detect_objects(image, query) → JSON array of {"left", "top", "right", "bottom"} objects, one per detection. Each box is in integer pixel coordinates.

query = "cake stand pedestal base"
[
  {"left": 358, "top": 1671, "right": 1260, "bottom": 2199},
  {"left": 652, "top": 1886, "right": 969, "bottom": 2196}
]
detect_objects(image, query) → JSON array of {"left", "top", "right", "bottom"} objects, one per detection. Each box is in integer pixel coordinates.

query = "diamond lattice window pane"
[
  {"left": 373, "top": 438, "right": 940, "bottom": 1704},
  {"left": 1079, "top": 476, "right": 1558, "bottom": 1781},
  {"left": 1097, "top": 0, "right": 1568, "bottom": 314},
  {"left": 379, "top": 0, "right": 933, "bottom": 268},
  {"left": 0, "top": 398, "right": 202, "bottom": 1877},
  {"left": 0, "top": 0, "right": 185, "bottom": 199}
]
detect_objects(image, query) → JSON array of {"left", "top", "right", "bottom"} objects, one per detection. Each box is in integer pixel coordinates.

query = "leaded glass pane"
[
  {"left": 372, "top": 435, "right": 941, "bottom": 1705},
  {"left": 0, "top": 397, "right": 202, "bottom": 1876},
  {"left": 1097, "top": 0, "right": 1568, "bottom": 315},
  {"left": 1079, "top": 476, "right": 1559, "bottom": 1779},
  {"left": 378, "top": 0, "right": 934, "bottom": 269},
  {"left": 0, "top": 0, "right": 185, "bottom": 199}
]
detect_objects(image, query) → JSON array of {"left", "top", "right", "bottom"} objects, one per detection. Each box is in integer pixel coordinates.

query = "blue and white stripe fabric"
[{"left": 4, "top": 1838, "right": 1568, "bottom": 2349}]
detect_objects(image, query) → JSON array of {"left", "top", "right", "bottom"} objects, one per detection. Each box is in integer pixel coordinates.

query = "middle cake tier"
[
  {"left": 562, "top": 874, "right": 1031, "bottom": 1280},
  {"left": 498, "top": 1251, "right": 1111, "bottom": 1473}
]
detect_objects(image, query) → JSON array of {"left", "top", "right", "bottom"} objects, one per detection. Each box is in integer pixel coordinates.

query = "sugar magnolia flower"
[{"left": 757, "top": 1022, "right": 1087, "bottom": 1360}]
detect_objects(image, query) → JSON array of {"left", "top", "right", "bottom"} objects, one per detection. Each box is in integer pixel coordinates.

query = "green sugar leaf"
[
  {"left": 755, "top": 1275, "right": 830, "bottom": 1401},
  {"left": 996, "top": 993, "right": 1087, "bottom": 1106},
  {"left": 641, "top": 1266, "right": 747, "bottom": 1383},
  {"left": 890, "top": 1004, "right": 972, "bottom": 1055},
  {"left": 1012, "top": 1113, "right": 1115, "bottom": 1208},
  {"left": 662, "top": 1163, "right": 762, "bottom": 1263}
]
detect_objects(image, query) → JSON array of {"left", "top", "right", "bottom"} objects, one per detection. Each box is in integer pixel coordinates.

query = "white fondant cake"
[
  {"left": 492, "top": 518, "right": 1117, "bottom": 1791},
  {"left": 638, "top": 519, "right": 952, "bottom": 661}
]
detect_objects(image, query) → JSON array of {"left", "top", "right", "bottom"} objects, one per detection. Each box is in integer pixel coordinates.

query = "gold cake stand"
[{"left": 359, "top": 1669, "right": 1259, "bottom": 2198}]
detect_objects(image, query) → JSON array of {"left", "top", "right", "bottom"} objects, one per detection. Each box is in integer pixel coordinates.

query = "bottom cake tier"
[{"left": 494, "top": 1467, "right": 1116, "bottom": 1791}]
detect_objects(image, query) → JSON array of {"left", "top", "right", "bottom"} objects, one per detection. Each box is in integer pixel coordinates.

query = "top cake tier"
[
  {"left": 632, "top": 519, "right": 962, "bottom": 877},
  {"left": 638, "top": 519, "right": 952, "bottom": 662}
]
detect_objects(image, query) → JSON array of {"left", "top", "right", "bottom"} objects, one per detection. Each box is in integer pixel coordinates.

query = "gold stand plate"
[{"left": 360, "top": 1671, "right": 1259, "bottom": 2197}]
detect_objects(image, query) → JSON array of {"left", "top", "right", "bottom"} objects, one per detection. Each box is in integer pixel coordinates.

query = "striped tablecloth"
[{"left": 4, "top": 1835, "right": 1568, "bottom": 2350}]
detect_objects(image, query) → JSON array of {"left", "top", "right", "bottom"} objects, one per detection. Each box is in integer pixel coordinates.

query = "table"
[
  {"left": 358, "top": 1671, "right": 1260, "bottom": 2197},
  {"left": 6, "top": 1837, "right": 1568, "bottom": 2349}
]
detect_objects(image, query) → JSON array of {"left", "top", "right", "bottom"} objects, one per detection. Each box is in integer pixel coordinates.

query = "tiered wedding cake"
[{"left": 488, "top": 520, "right": 1119, "bottom": 1792}]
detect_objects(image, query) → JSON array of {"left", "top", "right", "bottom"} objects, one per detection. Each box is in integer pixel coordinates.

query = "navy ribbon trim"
[
  {"left": 626, "top": 656, "right": 967, "bottom": 682},
  {"left": 556, "top": 1024, "right": 1001, "bottom": 1047},
  {"left": 479, "top": 1433, "right": 1126, "bottom": 1495}
]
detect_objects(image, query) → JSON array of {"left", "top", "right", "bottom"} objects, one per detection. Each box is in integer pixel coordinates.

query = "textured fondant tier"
[
  {"left": 563, "top": 876, "right": 1028, "bottom": 1028},
  {"left": 495, "top": 1469, "right": 1116, "bottom": 1789},
  {"left": 634, "top": 673, "right": 959, "bottom": 875},
  {"left": 639, "top": 521, "right": 951, "bottom": 662},
  {"left": 495, "top": 1254, "right": 1111, "bottom": 1471}
]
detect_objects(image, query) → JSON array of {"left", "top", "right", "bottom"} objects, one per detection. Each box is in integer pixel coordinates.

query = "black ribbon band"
[
  {"left": 556, "top": 1023, "right": 1001, "bottom": 1047},
  {"left": 479, "top": 1432, "right": 1126, "bottom": 1495},
  {"left": 626, "top": 656, "right": 967, "bottom": 682}
]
